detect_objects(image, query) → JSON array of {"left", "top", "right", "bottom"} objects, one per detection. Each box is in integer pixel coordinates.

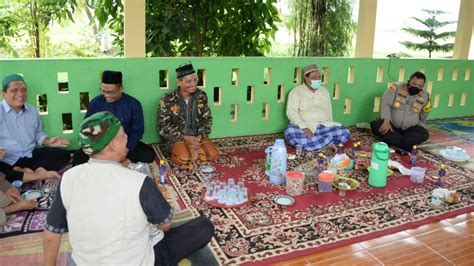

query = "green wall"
[{"left": 1, "top": 57, "right": 473, "bottom": 148}]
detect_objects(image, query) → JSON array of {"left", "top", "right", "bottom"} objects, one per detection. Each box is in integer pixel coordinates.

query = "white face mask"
[{"left": 310, "top": 80, "right": 322, "bottom": 90}]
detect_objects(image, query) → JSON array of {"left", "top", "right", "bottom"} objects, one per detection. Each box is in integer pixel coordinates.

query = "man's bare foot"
[
  {"left": 22, "top": 167, "right": 60, "bottom": 183},
  {"left": 3, "top": 199, "right": 37, "bottom": 214},
  {"left": 13, "top": 166, "right": 34, "bottom": 173},
  {"left": 327, "top": 144, "right": 337, "bottom": 155}
]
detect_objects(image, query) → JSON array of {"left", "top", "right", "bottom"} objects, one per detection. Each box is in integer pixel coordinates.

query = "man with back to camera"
[
  {"left": 43, "top": 111, "right": 214, "bottom": 266},
  {"left": 370, "top": 71, "right": 431, "bottom": 151},
  {"left": 72, "top": 70, "right": 155, "bottom": 166},
  {"left": 284, "top": 64, "right": 351, "bottom": 152},
  {"left": 0, "top": 74, "right": 71, "bottom": 183}
]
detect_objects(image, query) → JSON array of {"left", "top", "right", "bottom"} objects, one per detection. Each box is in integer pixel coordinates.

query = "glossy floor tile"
[
  {"left": 277, "top": 213, "right": 473, "bottom": 265},
  {"left": 368, "top": 237, "right": 451, "bottom": 265}
]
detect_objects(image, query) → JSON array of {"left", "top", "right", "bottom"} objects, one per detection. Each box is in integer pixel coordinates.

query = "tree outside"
[{"left": 400, "top": 9, "right": 456, "bottom": 58}]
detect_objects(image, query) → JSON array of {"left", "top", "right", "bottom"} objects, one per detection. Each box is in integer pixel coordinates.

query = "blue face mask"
[{"left": 310, "top": 80, "right": 322, "bottom": 90}]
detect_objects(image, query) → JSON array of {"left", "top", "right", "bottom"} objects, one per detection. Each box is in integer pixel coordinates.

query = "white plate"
[
  {"left": 274, "top": 195, "right": 295, "bottom": 206},
  {"left": 22, "top": 190, "right": 44, "bottom": 200},
  {"left": 200, "top": 165, "right": 216, "bottom": 173},
  {"left": 440, "top": 148, "right": 470, "bottom": 162}
]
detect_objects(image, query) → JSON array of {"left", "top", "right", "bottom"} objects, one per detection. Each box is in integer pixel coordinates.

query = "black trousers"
[
  {"left": 72, "top": 141, "right": 156, "bottom": 166},
  {"left": 370, "top": 119, "right": 429, "bottom": 151},
  {"left": 154, "top": 216, "right": 214, "bottom": 266},
  {"left": 0, "top": 147, "right": 71, "bottom": 182}
]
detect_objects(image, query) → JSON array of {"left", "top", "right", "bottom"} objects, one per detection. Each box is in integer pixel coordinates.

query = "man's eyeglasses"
[{"left": 100, "top": 86, "right": 120, "bottom": 96}]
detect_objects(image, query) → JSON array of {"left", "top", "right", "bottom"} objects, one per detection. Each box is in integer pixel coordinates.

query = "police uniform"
[{"left": 370, "top": 82, "right": 431, "bottom": 151}]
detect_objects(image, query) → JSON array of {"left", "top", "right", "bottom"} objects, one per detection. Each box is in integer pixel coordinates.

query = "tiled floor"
[{"left": 273, "top": 212, "right": 474, "bottom": 265}]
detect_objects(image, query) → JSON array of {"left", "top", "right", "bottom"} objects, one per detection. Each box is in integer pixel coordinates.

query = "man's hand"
[
  {"left": 44, "top": 137, "right": 69, "bottom": 147},
  {"left": 6, "top": 187, "right": 22, "bottom": 203},
  {"left": 184, "top": 136, "right": 201, "bottom": 150},
  {"left": 379, "top": 119, "right": 393, "bottom": 134},
  {"left": 302, "top": 128, "right": 314, "bottom": 139}
]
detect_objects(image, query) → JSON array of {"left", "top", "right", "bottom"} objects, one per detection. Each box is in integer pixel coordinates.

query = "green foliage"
[
  {"left": 400, "top": 9, "right": 456, "bottom": 58},
  {"left": 88, "top": 0, "right": 280, "bottom": 56},
  {"left": 0, "top": 0, "right": 78, "bottom": 58},
  {"left": 286, "top": 0, "right": 355, "bottom": 56}
]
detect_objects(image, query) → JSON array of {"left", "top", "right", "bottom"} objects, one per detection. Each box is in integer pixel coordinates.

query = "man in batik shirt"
[{"left": 158, "top": 63, "right": 218, "bottom": 169}]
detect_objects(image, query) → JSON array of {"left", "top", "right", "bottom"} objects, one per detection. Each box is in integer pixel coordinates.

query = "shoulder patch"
[
  {"left": 422, "top": 99, "right": 432, "bottom": 113},
  {"left": 389, "top": 84, "right": 397, "bottom": 92}
]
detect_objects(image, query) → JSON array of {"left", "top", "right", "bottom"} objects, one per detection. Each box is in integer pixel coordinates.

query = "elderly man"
[
  {"left": 371, "top": 71, "right": 431, "bottom": 151},
  {"left": 158, "top": 63, "right": 218, "bottom": 169},
  {"left": 43, "top": 111, "right": 214, "bottom": 266},
  {"left": 72, "top": 70, "right": 155, "bottom": 166},
  {"left": 0, "top": 74, "right": 70, "bottom": 183},
  {"left": 284, "top": 64, "right": 350, "bottom": 151}
]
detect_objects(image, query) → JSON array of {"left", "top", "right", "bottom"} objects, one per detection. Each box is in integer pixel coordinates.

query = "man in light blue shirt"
[{"left": 0, "top": 74, "right": 71, "bottom": 183}]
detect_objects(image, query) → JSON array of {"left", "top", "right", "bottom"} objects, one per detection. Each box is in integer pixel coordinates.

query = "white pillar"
[
  {"left": 453, "top": 0, "right": 474, "bottom": 59},
  {"left": 124, "top": 0, "right": 145, "bottom": 57},
  {"left": 354, "top": 0, "right": 378, "bottom": 58}
]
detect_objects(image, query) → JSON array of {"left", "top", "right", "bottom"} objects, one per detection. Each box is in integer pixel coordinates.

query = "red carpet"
[{"left": 153, "top": 128, "right": 474, "bottom": 265}]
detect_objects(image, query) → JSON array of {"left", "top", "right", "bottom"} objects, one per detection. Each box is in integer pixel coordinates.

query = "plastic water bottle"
[
  {"left": 337, "top": 143, "right": 344, "bottom": 155},
  {"left": 159, "top": 160, "right": 167, "bottom": 184},
  {"left": 437, "top": 164, "right": 446, "bottom": 187},
  {"left": 410, "top": 145, "right": 417, "bottom": 167},
  {"left": 268, "top": 139, "right": 287, "bottom": 185},
  {"left": 317, "top": 153, "right": 325, "bottom": 174}
]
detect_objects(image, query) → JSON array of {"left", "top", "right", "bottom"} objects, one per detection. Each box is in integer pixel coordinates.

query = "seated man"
[
  {"left": 72, "top": 70, "right": 155, "bottom": 166},
  {"left": 370, "top": 71, "right": 430, "bottom": 151},
  {"left": 0, "top": 172, "right": 37, "bottom": 225},
  {"left": 43, "top": 111, "right": 214, "bottom": 265},
  {"left": 0, "top": 74, "right": 71, "bottom": 183},
  {"left": 158, "top": 63, "right": 218, "bottom": 169},
  {"left": 284, "top": 64, "right": 350, "bottom": 151}
]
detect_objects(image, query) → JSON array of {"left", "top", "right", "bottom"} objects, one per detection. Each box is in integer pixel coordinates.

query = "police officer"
[{"left": 371, "top": 71, "right": 431, "bottom": 151}]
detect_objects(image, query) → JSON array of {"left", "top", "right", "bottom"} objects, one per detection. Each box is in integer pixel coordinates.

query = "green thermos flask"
[{"left": 368, "top": 142, "right": 390, "bottom": 187}]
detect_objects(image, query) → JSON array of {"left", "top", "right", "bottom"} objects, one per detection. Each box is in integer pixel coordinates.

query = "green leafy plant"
[
  {"left": 400, "top": 9, "right": 456, "bottom": 58},
  {"left": 0, "top": 0, "right": 78, "bottom": 58},
  {"left": 89, "top": 0, "right": 280, "bottom": 56},
  {"left": 285, "top": 0, "right": 355, "bottom": 56}
]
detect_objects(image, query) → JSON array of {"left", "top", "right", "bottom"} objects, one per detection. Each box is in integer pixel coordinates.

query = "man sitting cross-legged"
[{"left": 0, "top": 74, "right": 71, "bottom": 183}]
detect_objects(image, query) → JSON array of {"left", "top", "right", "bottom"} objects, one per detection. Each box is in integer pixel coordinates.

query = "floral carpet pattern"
[
  {"left": 0, "top": 179, "right": 60, "bottom": 238},
  {"left": 154, "top": 128, "right": 474, "bottom": 265}
]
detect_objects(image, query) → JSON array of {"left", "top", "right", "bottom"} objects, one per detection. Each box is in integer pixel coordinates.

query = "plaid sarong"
[{"left": 284, "top": 124, "right": 351, "bottom": 151}]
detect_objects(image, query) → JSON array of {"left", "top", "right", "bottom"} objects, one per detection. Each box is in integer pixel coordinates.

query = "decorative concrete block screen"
[{"left": 0, "top": 58, "right": 472, "bottom": 148}]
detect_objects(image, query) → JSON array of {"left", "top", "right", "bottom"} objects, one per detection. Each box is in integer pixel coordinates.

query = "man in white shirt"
[
  {"left": 43, "top": 111, "right": 214, "bottom": 266},
  {"left": 284, "top": 64, "right": 350, "bottom": 151}
]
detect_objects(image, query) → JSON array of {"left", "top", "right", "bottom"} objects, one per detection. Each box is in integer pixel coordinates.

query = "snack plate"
[
  {"left": 274, "top": 195, "right": 295, "bottom": 206},
  {"left": 22, "top": 190, "right": 44, "bottom": 200},
  {"left": 439, "top": 148, "right": 470, "bottom": 162},
  {"left": 200, "top": 165, "right": 216, "bottom": 173},
  {"left": 201, "top": 189, "right": 251, "bottom": 208},
  {"left": 332, "top": 177, "right": 360, "bottom": 191}
]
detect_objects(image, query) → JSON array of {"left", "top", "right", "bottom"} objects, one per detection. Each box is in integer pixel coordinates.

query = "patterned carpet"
[
  {"left": 421, "top": 116, "right": 474, "bottom": 171},
  {"left": 153, "top": 127, "right": 474, "bottom": 265}
]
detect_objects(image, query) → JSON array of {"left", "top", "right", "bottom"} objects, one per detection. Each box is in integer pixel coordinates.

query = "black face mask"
[{"left": 408, "top": 85, "right": 421, "bottom": 96}]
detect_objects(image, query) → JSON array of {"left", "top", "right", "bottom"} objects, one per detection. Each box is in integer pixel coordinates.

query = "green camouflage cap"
[{"left": 78, "top": 111, "right": 122, "bottom": 155}]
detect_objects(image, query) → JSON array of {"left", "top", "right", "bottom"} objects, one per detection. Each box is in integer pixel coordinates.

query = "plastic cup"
[
  {"left": 338, "top": 182, "right": 347, "bottom": 196},
  {"left": 295, "top": 144, "right": 303, "bottom": 156},
  {"left": 410, "top": 167, "right": 426, "bottom": 183},
  {"left": 286, "top": 171, "right": 305, "bottom": 196}
]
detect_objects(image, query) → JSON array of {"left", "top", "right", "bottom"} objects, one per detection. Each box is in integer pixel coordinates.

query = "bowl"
[{"left": 333, "top": 177, "right": 360, "bottom": 191}]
